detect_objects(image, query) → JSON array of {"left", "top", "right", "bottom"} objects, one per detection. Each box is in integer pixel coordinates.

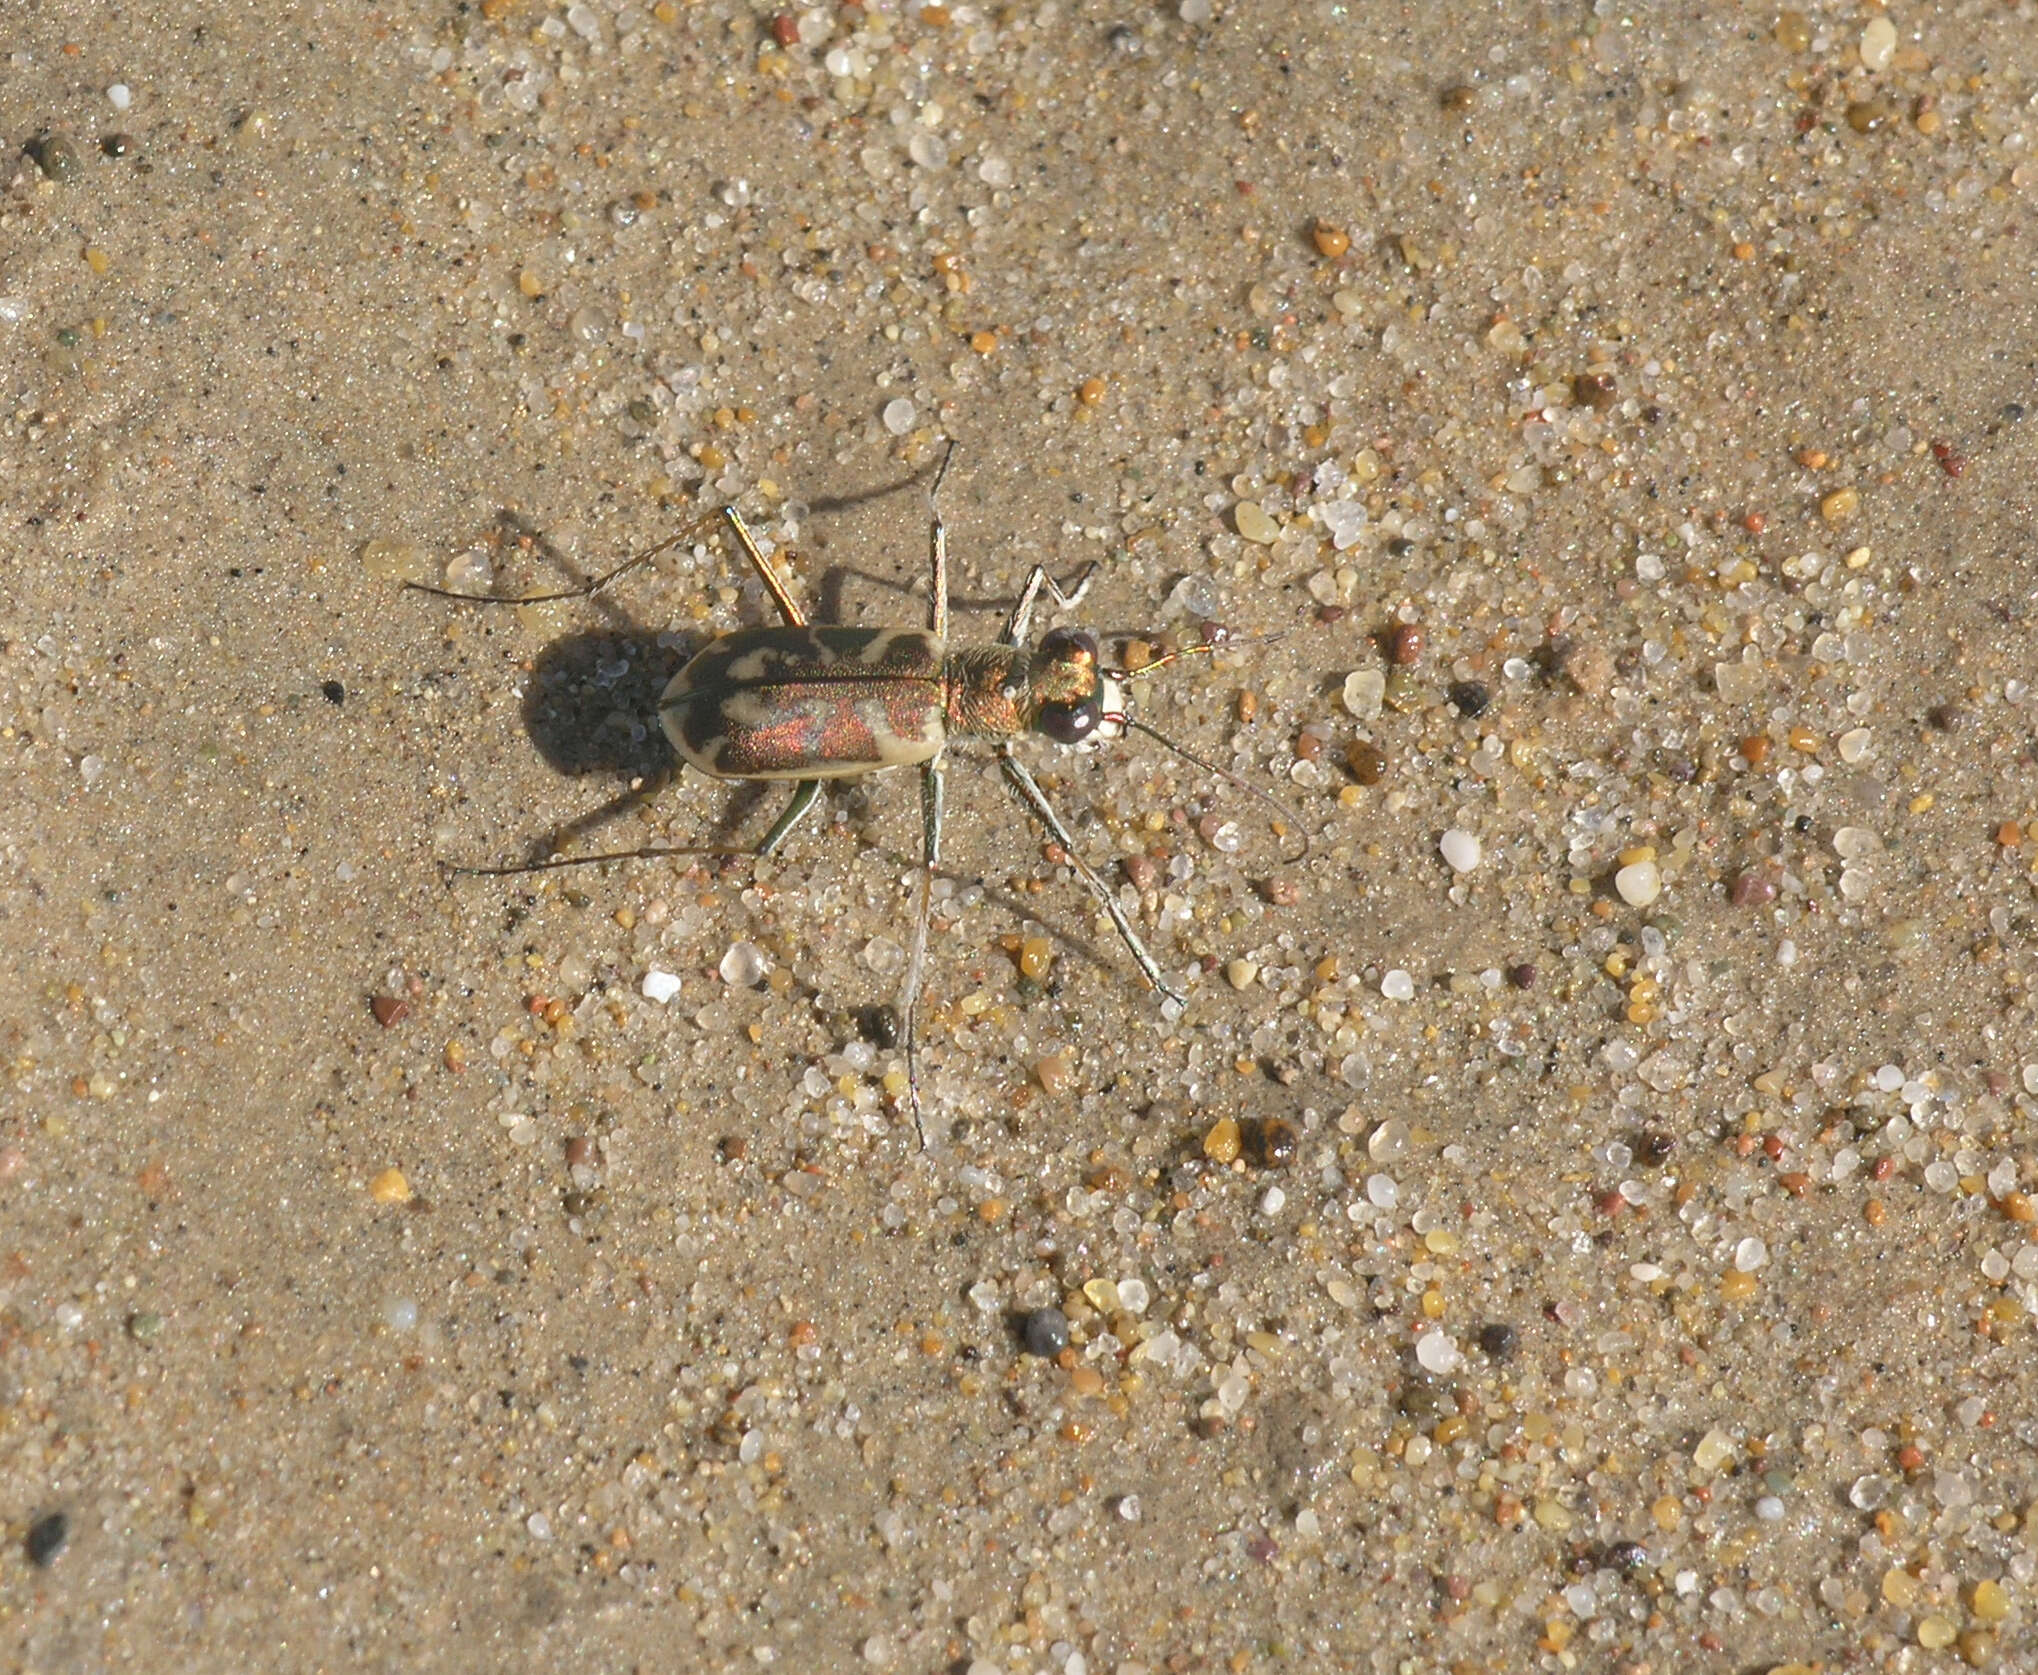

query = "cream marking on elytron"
[{"left": 409, "top": 446, "right": 1302, "bottom": 1142}]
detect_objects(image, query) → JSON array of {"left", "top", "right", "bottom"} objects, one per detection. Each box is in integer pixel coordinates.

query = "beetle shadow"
[{"left": 476, "top": 510, "right": 762, "bottom": 863}]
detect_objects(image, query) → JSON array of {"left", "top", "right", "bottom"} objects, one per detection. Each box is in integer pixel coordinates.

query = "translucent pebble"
[
  {"left": 1341, "top": 668, "right": 1385, "bottom": 720},
  {"left": 720, "top": 940, "right": 770, "bottom": 986},
  {"left": 359, "top": 538, "right": 432, "bottom": 583},
  {"left": 2024, "top": 1063, "right": 2038, "bottom": 1095},
  {"left": 1368, "top": 1119, "right": 1409, "bottom": 1161},
  {"left": 1234, "top": 501, "right": 1281, "bottom": 544},
  {"left": 79, "top": 754, "right": 104, "bottom": 786},
  {"left": 1439, "top": 828, "right": 1483, "bottom": 873},
  {"left": 907, "top": 131, "right": 948, "bottom": 170},
  {"left": 1320, "top": 499, "right": 1368, "bottom": 549},
  {"left": 641, "top": 968, "right": 682, "bottom": 1005},
  {"left": 383, "top": 1298, "right": 419, "bottom": 1332},
  {"left": 1116, "top": 1493, "right": 1142, "bottom": 1521},
  {"left": 1414, "top": 1330, "right": 1459, "bottom": 1374},
  {"left": 1838, "top": 727, "right": 1872, "bottom": 764},
  {"left": 1179, "top": 0, "right": 1212, "bottom": 20},
  {"left": 1933, "top": 1470, "right": 1973, "bottom": 1508},
  {"left": 1714, "top": 661, "right": 1764, "bottom": 703},
  {"left": 1923, "top": 1160, "right": 1958, "bottom": 1193},
  {"left": 1259, "top": 1186, "right": 1286, "bottom": 1215},
  {"left": 1692, "top": 1428, "right": 1735, "bottom": 1472},
  {"left": 1833, "top": 826, "right": 1884, "bottom": 860},
  {"left": 861, "top": 936, "right": 906, "bottom": 976},
  {"left": 862, "top": 1635, "right": 893, "bottom": 1666},
  {"left": 1874, "top": 1063, "right": 1905, "bottom": 1092},
  {"left": 881, "top": 397, "right": 917, "bottom": 436},
  {"left": 1380, "top": 969, "right": 1414, "bottom": 1001},
  {"left": 107, "top": 83, "right": 132, "bottom": 110},
  {"left": 1165, "top": 573, "right": 1220, "bottom": 618},
  {"left": 1614, "top": 860, "right": 1662, "bottom": 907},
  {"left": 1116, "top": 1278, "right": 1150, "bottom": 1315},
  {"left": 444, "top": 548, "right": 493, "bottom": 592},
  {"left": 1365, "top": 1173, "right": 1399, "bottom": 1209},
  {"left": 1733, "top": 1236, "right": 1768, "bottom": 1272},
  {"left": 977, "top": 154, "right": 1013, "bottom": 188},
  {"left": 1860, "top": 14, "right": 1897, "bottom": 70},
  {"left": 526, "top": 1512, "right": 552, "bottom": 1539},
  {"left": 1754, "top": 1494, "right": 1784, "bottom": 1522},
  {"left": 738, "top": 1430, "right": 763, "bottom": 1465}
]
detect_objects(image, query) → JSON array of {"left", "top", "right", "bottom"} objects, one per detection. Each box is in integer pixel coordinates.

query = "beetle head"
[{"left": 1028, "top": 627, "right": 1128, "bottom": 748}]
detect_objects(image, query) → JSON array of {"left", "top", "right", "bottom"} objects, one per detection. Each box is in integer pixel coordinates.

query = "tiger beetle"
[{"left": 409, "top": 445, "right": 1299, "bottom": 1141}]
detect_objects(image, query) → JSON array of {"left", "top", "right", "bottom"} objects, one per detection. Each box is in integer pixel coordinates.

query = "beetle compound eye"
[
  {"left": 1038, "top": 697, "right": 1102, "bottom": 744},
  {"left": 1037, "top": 626, "right": 1099, "bottom": 666}
]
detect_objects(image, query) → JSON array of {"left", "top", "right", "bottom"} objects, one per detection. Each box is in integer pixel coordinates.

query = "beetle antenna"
[
  {"left": 438, "top": 843, "right": 759, "bottom": 879},
  {"left": 405, "top": 514, "right": 720, "bottom": 605},
  {"left": 929, "top": 438, "right": 959, "bottom": 505},
  {"left": 1125, "top": 718, "right": 1310, "bottom": 863},
  {"left": 1120, "top": 627, "right": 1292, "bottom": 680}
]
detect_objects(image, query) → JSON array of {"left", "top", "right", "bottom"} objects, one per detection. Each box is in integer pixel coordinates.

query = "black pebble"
[
  {"left": 1635, "top": 1131, "right": 1676, "bottom": 1167},
  {"left": 26, "top": 1510, "right": 68, "bottom": 1566},
  {"left": 1605, "top": 1539, "right": 1651, "bottom": 1576},
  {"left": 1023, "top": 1306, "right": 1070, "bottom": 1359},
  {"left": 1447, "top": 680, "right": 1491, "bottom": 718},
  {"left": 322, "top": 680, "right": 346, "bottom": 705},
  {"left": 1477, "top": 1322, "right": 1519, "bottom": 1360}
]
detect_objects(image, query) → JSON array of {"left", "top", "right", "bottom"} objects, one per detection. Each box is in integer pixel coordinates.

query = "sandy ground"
[{"left": 4, "top": 1, "right": 2038, "bottom": 1670}]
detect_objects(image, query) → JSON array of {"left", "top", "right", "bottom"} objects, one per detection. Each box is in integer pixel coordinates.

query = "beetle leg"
[
  {"left": 927, "top": 440, "right": 958, "bottom": 642},
  {"left": 900, "top": 755, "right": 944, "bottom": 1146},
  {"left": 756, "top": 778, "right": 824, "bottom": 856},
  {"left": 999, "top": 563, "right": 1098, "bottom": 648},
  {"left": 724, "top": 508, "right": 808, "bottom": 628},
  {"left": 998, "top": 747, "right": 1186, "bottom": 1007}
]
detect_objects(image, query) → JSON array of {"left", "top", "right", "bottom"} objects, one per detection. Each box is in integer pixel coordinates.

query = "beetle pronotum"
[{"left": 411, "top": 447, "right": 1299, "bottom": 1140}]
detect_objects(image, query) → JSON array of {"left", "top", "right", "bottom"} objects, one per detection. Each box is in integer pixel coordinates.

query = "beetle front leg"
[
  {"left": 724, "top": 508, "right": 809, "bottom": 628},
  {"left": 900, "top": 755, "right": 944, "bottom": 1146},
  {"left": 927, "top": 441, "right": 956, "bottom": 641},
  {"left": 999, "top": 563, "right": 1097, "bottom": 649},
  {"left": 998, "top": 748, "right": 1186, "bottom": 1007}
]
